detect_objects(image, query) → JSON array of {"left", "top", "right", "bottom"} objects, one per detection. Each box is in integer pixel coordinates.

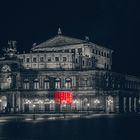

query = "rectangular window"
[
  {"left": 40, "top": 57, "right": 44, "bottom": 62},
  {"left": 78, "top": 48, "right": 82, "bottom": 53},
  {"left": 20, "top": 58, "right": 24, "bottom": 62},
  {"left": 104, "top": 52, "right": 106, "bottom": 57},
  {"left": 107, "top": 64, "right": 109, "bottom": 69},
  {"left": 48, "top": 57, "right": 51, "bottom": 62},
  {"left": 83, "top": 60, "right": 85, "bottom": 65},
  {"left": 75, "top": 58, "right": 78, "bottom": 63},
  {"left": 26, "top": 58, "right": 30, "bottom": 63},
  {"left": 107, "top": 53, "right": 109, "bottom": 58},
  {"left": 33, "top": 57, "right": 37, "bottom": 62},
  {"left": 101, "top": 52, "right": 103, "bottom": 56},
  {"left": 57, "top": 50, "right": 62, "bottom": 52},
  {"left": 55, "top": 57, "right": 59, "bottom": 62},
  {"left": 63, "top": 57, "right": 67, "bottom": 62},
  {"left": 104, "top": 63, "right": 106, "bottom": 69},
  {"left": 65, "top": 49, "right": 69, "bottom": 53},
  {"left": 96, "top": 50, "right": 98, "bottom": 54},
  {"left": 71, "top": 49, "right": 75, "bottom": 53}
]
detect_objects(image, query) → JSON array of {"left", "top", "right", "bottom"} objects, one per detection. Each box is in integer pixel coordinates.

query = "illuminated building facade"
[{"left": 0, "top": 29, "right": 140, "bottom": 113}]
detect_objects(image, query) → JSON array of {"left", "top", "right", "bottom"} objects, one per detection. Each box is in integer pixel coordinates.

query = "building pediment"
[{"left": 32, "top": 35, "right": 86, "bottom": 51}]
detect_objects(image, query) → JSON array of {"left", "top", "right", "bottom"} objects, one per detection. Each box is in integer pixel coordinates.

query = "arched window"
[
  {"left": 65, "top": 78, "right": 72, "bottom": 88},
  {"left": 33, "top": 79, "right": 39, "bottom": 89},
  {"left": 23, "top": 79, "right": 29, "bottom": 89},
  {"left": 55, "top": 78, "right": 61, "bottom": 89},
  {"left": 44, "top": 78, "right": 50, "bottom": 89}
]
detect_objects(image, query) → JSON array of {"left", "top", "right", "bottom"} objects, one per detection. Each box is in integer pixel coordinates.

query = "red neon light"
[{"left": 54, "top": 91, "right": 73, "bottom": 104}]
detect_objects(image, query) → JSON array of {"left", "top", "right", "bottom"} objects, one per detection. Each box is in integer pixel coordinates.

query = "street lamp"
[
  {"left": 94, "top": 99, "right": 100, "bottom": 104},
  {"left": 87, "top": 103, "right": 90, "bottom": 114}
]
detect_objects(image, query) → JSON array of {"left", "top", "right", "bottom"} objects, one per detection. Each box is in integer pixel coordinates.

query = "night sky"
[{"left": 0, "top": 0, "right": 140, "bottom": 76}]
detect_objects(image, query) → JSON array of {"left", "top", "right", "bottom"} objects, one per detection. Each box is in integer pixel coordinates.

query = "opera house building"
[{"left": 0, "top": 29, "right": 140, "bottom": 114}]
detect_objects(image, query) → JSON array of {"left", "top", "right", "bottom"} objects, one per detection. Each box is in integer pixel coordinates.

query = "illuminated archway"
[
  {"left": 0, "top": 96, "right": 7, "bottom": 112},
  {"left": 106, "top": 96, "right": 114, "bottom": 113}
]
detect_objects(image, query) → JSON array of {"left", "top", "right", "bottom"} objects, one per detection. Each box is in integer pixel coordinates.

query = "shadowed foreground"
[{"left": 0, "top": 114, "right": 139, "bottom": 140}]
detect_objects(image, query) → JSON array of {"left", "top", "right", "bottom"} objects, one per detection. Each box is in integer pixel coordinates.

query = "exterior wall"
[
  {"left": 84, "top": 44, "right": 112, "bottom": 70},
  {"left": 18, "top": 42, "right": 113, "bottom": 71},
  {"left": 0, "top": 61, "right": 139, "bottom": 113},
  {"left": 18, "top": 52, "right": 73, "bottom": 70},
  {"left": 0, "top": 37, "right": 139, "bottom": 114}
]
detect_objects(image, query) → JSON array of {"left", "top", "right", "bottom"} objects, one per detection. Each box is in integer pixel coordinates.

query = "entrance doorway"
[
  {"left": 106, "top": 96, "right": 114, "bottom": 113},
  {"left": 24, "top": 104, "right": 29, "bottom": 112},
  {"left": 0, "top": 96, "right": 7, "bottom": 112}
]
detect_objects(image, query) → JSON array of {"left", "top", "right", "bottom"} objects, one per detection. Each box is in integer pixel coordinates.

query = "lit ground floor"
[{"left": 0, "top": 90, "right": 139, "bottom": 114}]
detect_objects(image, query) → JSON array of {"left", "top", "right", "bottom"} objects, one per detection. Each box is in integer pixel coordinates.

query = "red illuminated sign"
[{"left": 54, "top": 91, "right": 73, "bottom": 104}]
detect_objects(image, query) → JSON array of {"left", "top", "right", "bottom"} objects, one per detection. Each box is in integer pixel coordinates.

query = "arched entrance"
[
  {"left": 44, "top": 99, "right": 50, "bottom": 112},
  {"left": 106, "top": 96, "right": 114, "bottom": 113},
  {"left": 0, "top": 96, "right": 7, "bottom": 112}
]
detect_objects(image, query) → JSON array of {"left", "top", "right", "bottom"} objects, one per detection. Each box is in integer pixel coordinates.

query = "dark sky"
[{"left": 0, "top": 0, "right": 140, "bottom": 76}]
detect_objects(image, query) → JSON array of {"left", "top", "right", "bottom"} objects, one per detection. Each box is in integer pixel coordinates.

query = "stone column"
[
  {"left": 129, "top": 97, "right": 132, "bottom": 112},
  {"left": 115, "top": 96, "right": 119, "bottom": 113},
  {"left": 10, "top": 94, "right": 15, "bottom": 112},
  {"left": 0, "top": 96, "right": 2, "bottom": 112},
  {"left": 20, "top": 98, "right": 24, "bottom": 112},
  {"left": 6, "top": 95, "right": 11, "bottom": 113},
  {"left": 123, "top": 97, "right": 126, "bottom": 112},
  {"left": 12, "top": 94, "right": 15, "bottom": 108},
  {"left": 134, "top": 97, "right": 137, "bottom": 112},
  {"left": 6, "top": 94, "right": 15, "bottom": 113},
  {"left": 15, "top": 92, "right": 20, "bottom": 112}
]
